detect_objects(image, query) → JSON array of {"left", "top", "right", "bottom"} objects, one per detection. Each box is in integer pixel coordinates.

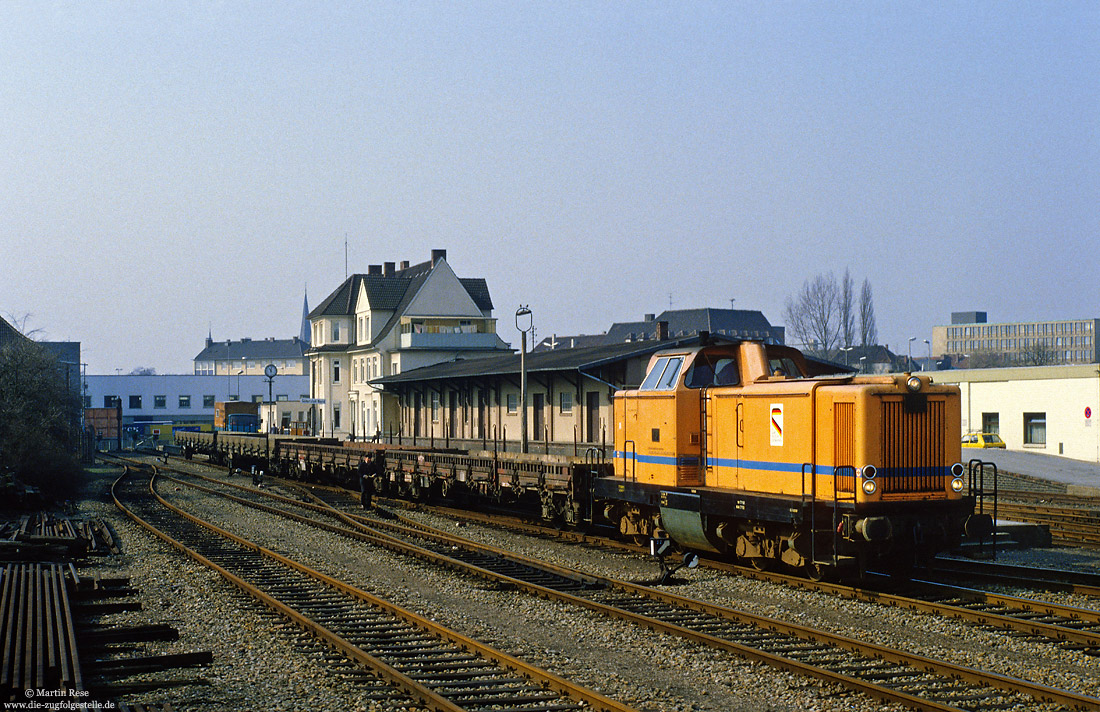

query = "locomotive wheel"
[
  {"left": 750, "top": 557, "right": 772, "bottom": 571},
  {"left": 804, "top": 562, "right": 826, "bottom": 581}
]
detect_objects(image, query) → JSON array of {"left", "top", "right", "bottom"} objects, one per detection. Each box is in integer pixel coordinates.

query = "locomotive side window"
[
  {"left": 657, "top": 357, "right": 683, "bottom": 389},
  {"left": 640, "top": 356, "right": 685, "bottom": 391},
  {"left": 640, "top": 357, "right": 670, "bottom": 390},
  {"left": 686, "top": 355, "right": 739, "bottom": 388},
  {"left": 768, "top": 357, "right": 802, "bottom": 378}
]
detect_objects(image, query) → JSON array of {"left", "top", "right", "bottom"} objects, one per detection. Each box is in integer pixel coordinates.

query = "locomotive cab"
[{"left": 603, "top": 339, "right": 979, "bottom": 578}]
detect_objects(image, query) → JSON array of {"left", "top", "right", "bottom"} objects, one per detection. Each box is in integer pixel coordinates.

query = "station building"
[
  {"left": 935, "top": 364, "right": 1100, "bottom": 463},
  {"left": 371, "top": 335, "right": 723, "bottom": 454},
  {"left": 307, "top": 249, "right": 511, "bottom": 440}
]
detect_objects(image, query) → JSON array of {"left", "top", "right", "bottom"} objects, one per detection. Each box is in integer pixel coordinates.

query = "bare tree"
[
  {"left": 1021, "top": 339, "right": 1059, "bottom": 366},
  {"left": 784, "top": 273, "right": 841, "bottom": 355},
  {"left": 130, "top": 366, "right": 157, "bottom": 376},
  {"left": 0, "top": 339, "right": 81, "bottom": 497},
  {"left": 839, "top": 268, "right": 855, "bottom": 347},
  {"left": 859, "top": 279, "right": 878, "bottom": 347}
]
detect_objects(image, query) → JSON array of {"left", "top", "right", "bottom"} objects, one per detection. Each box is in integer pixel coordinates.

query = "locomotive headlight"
[
  {"left": 861, "top": 464, "right": 877, "bottom": 479},
  {"left": 906, "top": 376, "right": 922, "bottom": 392},
  {"left": 862, "top": 479, "right": 877, "bottom": 495},
  {"left": 950, "top": 462, "right": 964, "bottom": 477},
  {"left": 951, "top": 477, "right": 965, "bottom": 492}
]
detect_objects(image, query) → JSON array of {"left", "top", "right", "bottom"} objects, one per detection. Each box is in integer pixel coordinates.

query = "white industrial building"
[{"left": 936, "top": 364, "right": 1100, "bottom": 463}]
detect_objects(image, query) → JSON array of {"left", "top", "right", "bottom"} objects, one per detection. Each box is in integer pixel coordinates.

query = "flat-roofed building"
[
  {"left": 936, "top": 364, "right": 1100, "bottom": 462},
  {"left": 932, "top": 312, "right": 1099, "bottom": 367}
]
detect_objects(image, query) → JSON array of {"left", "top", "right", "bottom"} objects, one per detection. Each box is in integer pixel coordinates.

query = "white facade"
[
  {"left": 308, "top": 252, "right": 509, "bottom": 439},
  {"left": 84, "top": 373, "right": 310, "bottom": 425},
  {"left": 936, "top": 364, "right": 1100, "bottom": 462}
]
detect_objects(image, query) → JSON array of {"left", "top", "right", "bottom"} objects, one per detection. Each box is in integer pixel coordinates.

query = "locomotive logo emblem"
[{"left": 770, "top": 404, "right": 783, "bottom": 446}]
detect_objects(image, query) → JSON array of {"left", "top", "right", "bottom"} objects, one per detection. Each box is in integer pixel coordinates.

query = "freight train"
[{"left": 175, "top": 338, "right": 992, "bottom": 578}]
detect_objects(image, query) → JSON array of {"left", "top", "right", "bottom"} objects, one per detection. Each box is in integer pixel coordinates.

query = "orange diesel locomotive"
[{"left": 599, "top": 340, "right": 988, "bottom": 577}]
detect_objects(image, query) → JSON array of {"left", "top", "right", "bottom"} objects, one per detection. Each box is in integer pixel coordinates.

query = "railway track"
[
  {"left": 111, "top": 464, "right": 639, "bottom": 712},
  {"left": 990, "top": 501, "right": 1100, "bottom": 547},
  {"left": 142, "top": 458, "right": 1100, "bottom": 712},
  {"left": 927, "top": 557, "right": 1100, "bottom": 597}
]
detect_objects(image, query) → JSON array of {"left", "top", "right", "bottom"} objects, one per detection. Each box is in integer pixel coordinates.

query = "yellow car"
[{"left": 962, "top": 432, "right": 1006, "bottom": 448}]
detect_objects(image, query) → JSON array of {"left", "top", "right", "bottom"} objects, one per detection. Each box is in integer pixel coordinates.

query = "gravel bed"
[
  {"left": 65, "top": 459, "right": 1100, "bottom": 711},
  {"left": 73, "top": 464, "right": 424, "bottom": 711}
]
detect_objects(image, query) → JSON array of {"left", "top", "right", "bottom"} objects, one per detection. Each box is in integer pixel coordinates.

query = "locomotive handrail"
[
  {"left": 623, "top": 440, "right": 636, "bottom": 482},
  {"left": 968, "top": 459, "right": 999, "bottom": 559}
]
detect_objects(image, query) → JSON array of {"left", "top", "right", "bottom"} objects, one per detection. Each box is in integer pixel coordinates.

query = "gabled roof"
[
  {"left": 309, "top": 261, "right": 493, "bottom": 319},
  {"left": 606, "top": 308, "right": 778, "bottom": 341},
  {"left": 194, "top": 337, "right": 309, "bottom": 362},
  {"left": 308, "top": 258, "right": 496, "bottom": 348}
]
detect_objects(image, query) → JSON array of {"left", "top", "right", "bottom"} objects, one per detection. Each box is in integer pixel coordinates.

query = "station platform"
[{"left": 962, "top": 448, "right": 1100, "bottom": 497}]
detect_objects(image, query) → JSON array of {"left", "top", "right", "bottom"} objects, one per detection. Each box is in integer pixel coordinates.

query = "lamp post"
[
  {"left": 923, "top": 339, "right": 931, "bottom": 371},
  {"left": 516, "top": 305, "right": 533, "bottom": 453},
  {"left": 908, "top": 337, "right": 916, "bottom": 372},
  {"left": 236, "top": 369, "right": 244, "bottom": 400},
  {"left": 264, "top": 364, "right": 277, "bottom": 433},
  {"left": 859, "top": 356, "right": 867, "bottom": 374},
  {"left": 840, "top": 346, "right": 854, "bottom": 367}
]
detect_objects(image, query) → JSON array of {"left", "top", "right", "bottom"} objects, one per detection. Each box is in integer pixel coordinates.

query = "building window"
[
  {"left": 507, "top": 393, "right": 518, "bottom": 414},
  {"left": 104, "top": 395, "right": 120, "bottom": 408},
  {"left": 276, "top": 394, "right": 288, "bottom": 401},
  {"left": 431, "top": 392, "right": 440, "bottom": 422},
  {"left": 203, "top": 395, "right": 216, "bottom": 408},
  {"left": 129, "top": 395, "right": 142, "bottom": 409},
  {"left": 333, "top": 405, "right": 341, "bottom": 429},
  {"left": 153, "top": 395, "right": 166, "bottom": 409},
  {"left": 560, "top": 392, "right": 573, "bottom": 414},
  {"left": 252, "top": 395, "right": 262, "bottom": 403},
  {"left": 333, "top": 360, "right": 341, "bottom": 383},
  {"left": 179, "top": 395, "right": 191, "bottom": 409},
  {"left": 1023, "top": 413, "right": 1046, "bottom": 446},
  {"left": 981, "top": 413, "right": 999, "bottom": 434},
  {"left": 333, "top": 322, "right": 341, "bottom": 341}
]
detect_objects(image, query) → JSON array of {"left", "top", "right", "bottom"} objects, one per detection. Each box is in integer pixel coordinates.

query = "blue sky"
[{"left": 2, "top": 2, "right": 1097, "bottom": 373}]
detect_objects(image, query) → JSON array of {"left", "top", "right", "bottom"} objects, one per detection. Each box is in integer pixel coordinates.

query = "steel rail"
[
  {"left": 153, "top": 458, "right": 1100, "bottom": 654},
  {"left": 156, "top": 465, "right": 1100, "bottom": 711},
  {"left": 930, "top": 557, "right": 1100, "bottom": 597},
  {"left": 113, "top": 466, "right": 637, "bottom": 712},
  {"left": 282, "top": 479, "right": 1100, "bottom": 654}
]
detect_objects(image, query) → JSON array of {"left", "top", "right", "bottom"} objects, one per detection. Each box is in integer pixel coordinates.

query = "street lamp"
[
  {"left": 516, "top": 305, "right": 533, "bottom": 453},
  {"left": 858, "top": 356, "right": 867, "bottom": 374},
  {"left": 907, "top": 337, "right": 916, "bottom": 372},
  {"left": 264, "top": 364, "right": 277, "bottom": 433},
  {"left": 840, "top": 346, "right": 854, "bottom": 367},
  {"left": 236, "top": 369, "right": 244, "bottom": 400}
]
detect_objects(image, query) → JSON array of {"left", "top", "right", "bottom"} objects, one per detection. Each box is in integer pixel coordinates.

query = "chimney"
[
  {"left": 400, "top": 260, "right": 410, "bottom": 270},
  {"left": 384, "top": 261, "right": 395, "bottom": 277},
  {"left": 656, "top": 321, "right": 669, "bottom": 341},
  {"left": 368, "top": 264, "right": 382, "bottom": 275},
  {"left": 645, "top": 313, "right": 655, "bottom": 322},
  {"left": 431, "top": 248, "right": 447, "bottom": 265}
]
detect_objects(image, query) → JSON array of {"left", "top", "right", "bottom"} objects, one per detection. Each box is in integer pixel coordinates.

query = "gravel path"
[{"left": 70, "top": 460, "right": 1100, "bottom": 711}]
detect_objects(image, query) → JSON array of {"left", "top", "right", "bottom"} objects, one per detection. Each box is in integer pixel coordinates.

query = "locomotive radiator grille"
[
  {"left": 833, "top": 402, "right": 856, "bottom": 493},
  {"left": 881, "top": 399, "right": 945, "bottom": 493}
]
